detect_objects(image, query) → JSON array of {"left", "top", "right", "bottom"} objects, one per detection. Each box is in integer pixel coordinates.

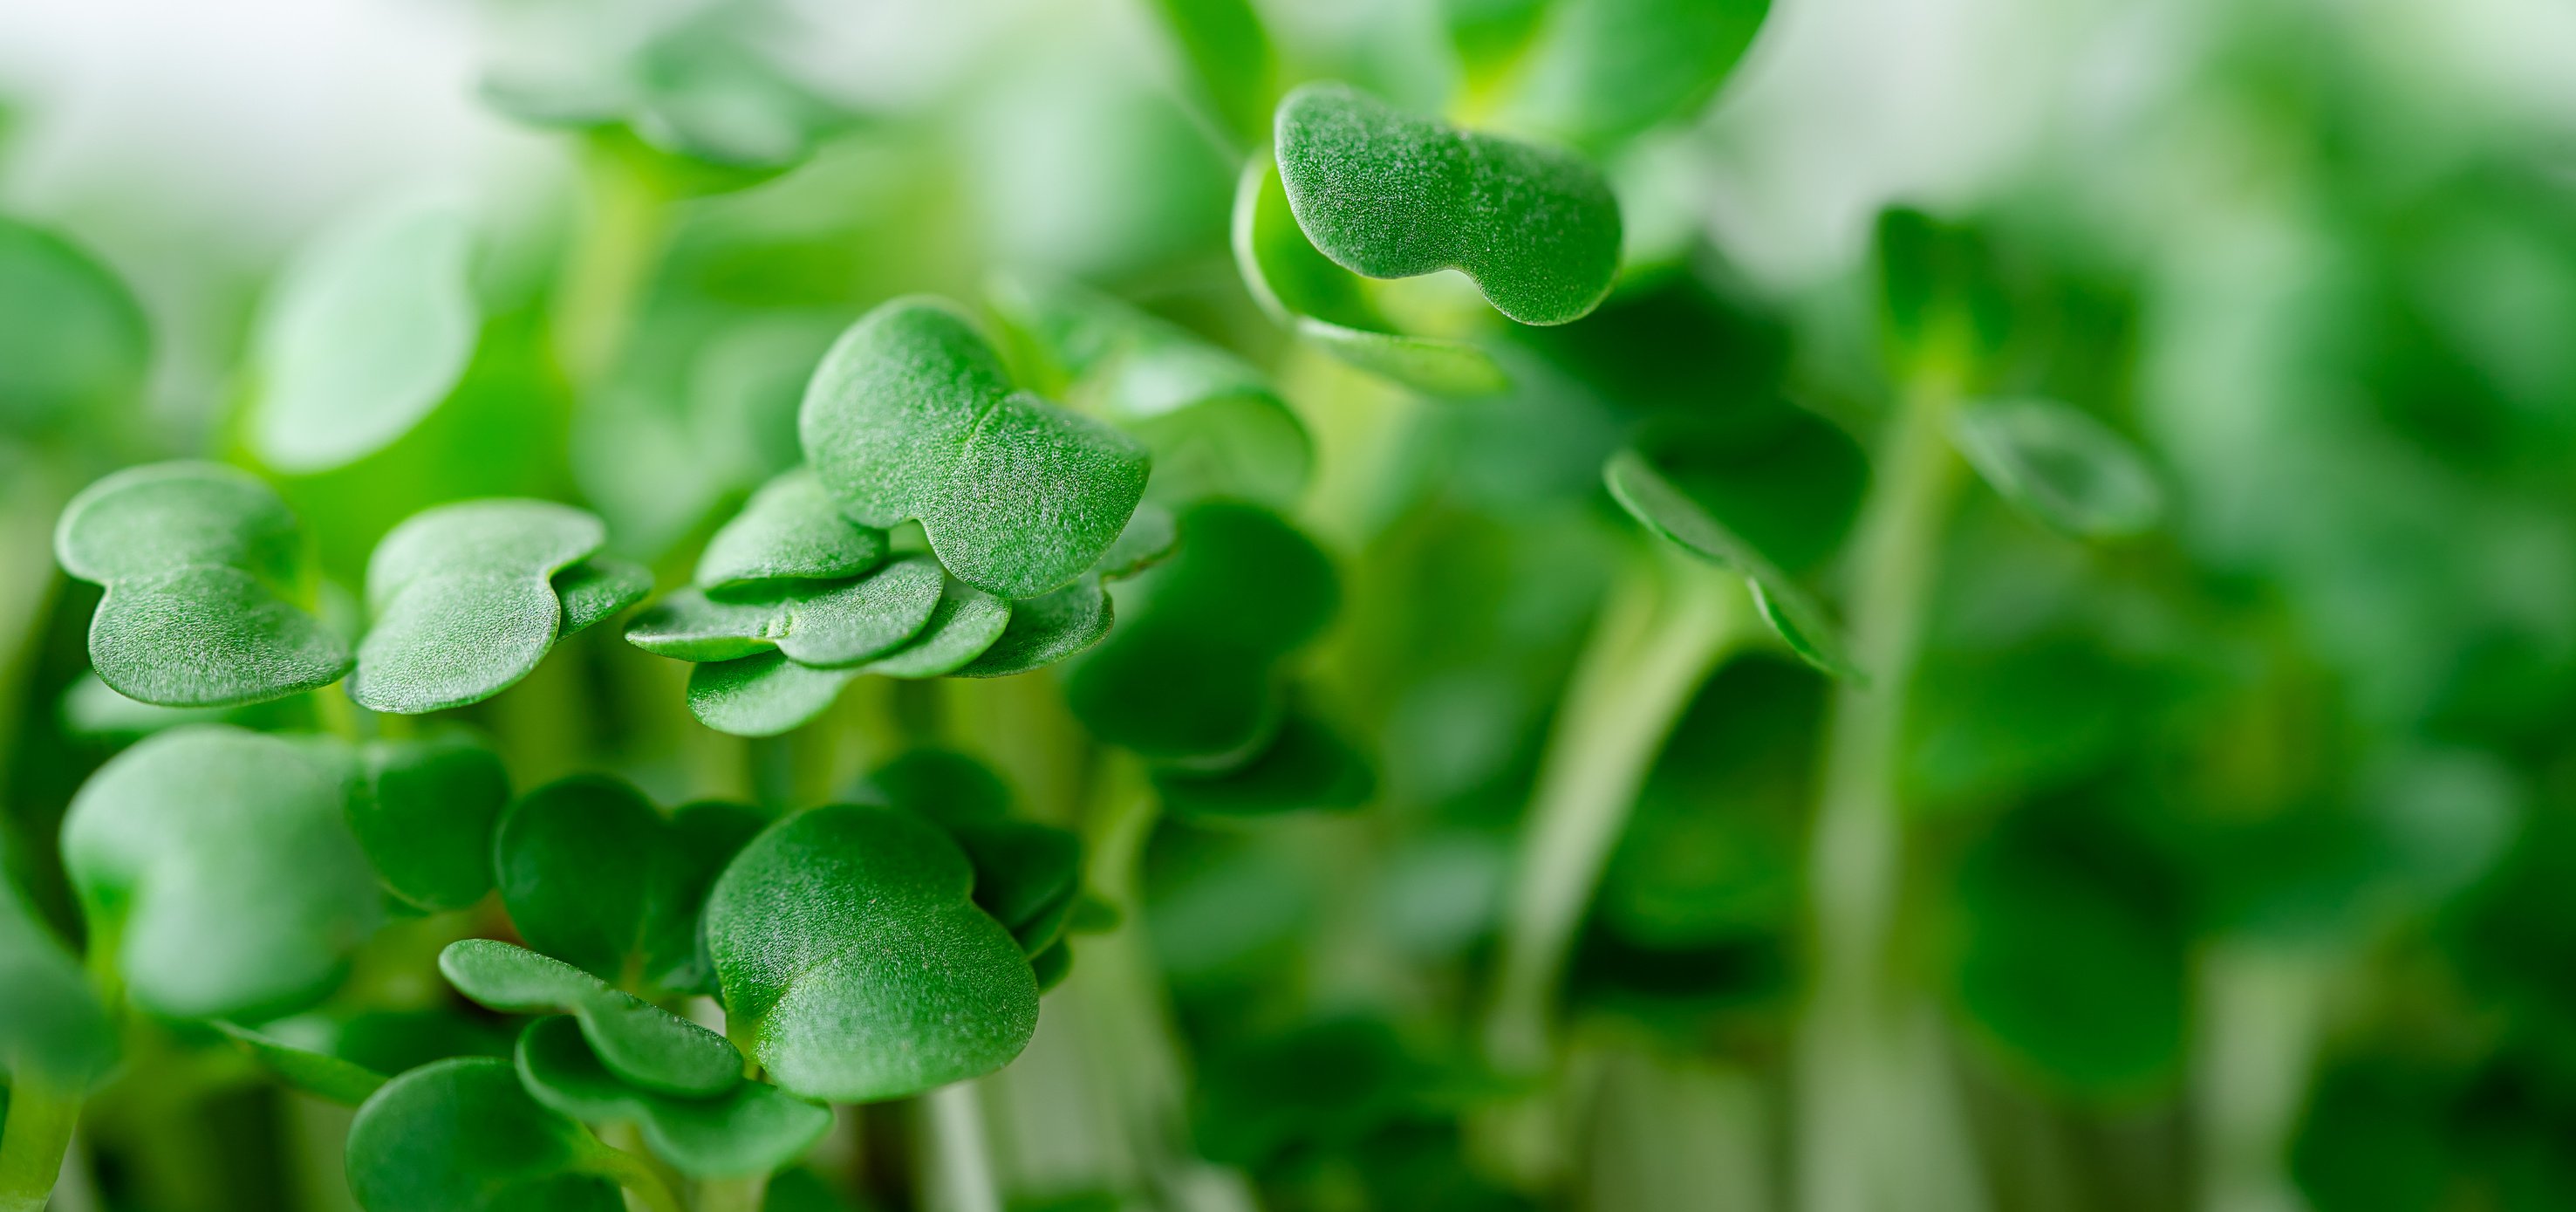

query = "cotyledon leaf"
[
  {"left": 348, "top": 730, "right": 510, "bottom": 913},
  {"left": 1152, "top": 708, "right": 1377, "bottom": 818},
  {"left": 55, "top": 462, "right": 350, "bottom": 708},
  {"left": 860, "top": 577, "right": 1012, "bottom": 678},
  {"left": 0, "top": 216, "right": 149, "bottom": 433},
  {"left": 705, "top": 806, "right": 1040, "bottom": 1102},
  {"left": 553, "top": 558, "right": 654, "bottom": 635},
  {"left": 625, "top": 555, "right": 945, "bottom": 668},
  {"left": 1949, "top": 399, "right": 2164, "bottom": 539},
  {"left": 1, "top": 876, "right": 117, "bottom": 1092},
  {"left": 491, "top": 777, "right": 763, "bottom": 992},
  {"left": 345, "top": 1057, "right": 626, "bottom": 1212},
  {"left": 1604, "top": 446, "right": 1860, "bottom": 679},
  {"left": 952, "top": 577, "right": 1114, "bottom": 679},
  {"left": 694, "top": 468, "right": 891, "bottom": 594},
  {"left": 1233, "top": 157, "right": 1511, "bottom": 398},
  {"left": 863, "top": 750, "right": 1084, "bottom": 955},
  {"left": 60, "top": 726, "right": 382, "bottom": 1020},
  {"left": 438, "top": 939, "right": 742, "bottom": 1098},
  {"left": 217, "top": 1021, "right": 390, "bottom": 1106},
  {"left": 797, "top": 297, "right": 1151, "bottom": 600},
  {"left": 685, "top": 654, "right": 858, "bottom": 738},
  {"left": 1274, "top": 80, "right": 1621, "bottom": 326},
  {"left": 1500, "top": 0, "right": 1772, "bottom": 149},
  {"left": 351, "top": 500, "right": 607, "bottom": 714},
  {"left": 249, "top": 199, "right": 479, "bottom": 474},
  {"left": 516, "top": 1017, "right": 830, "bottom": 1178}
]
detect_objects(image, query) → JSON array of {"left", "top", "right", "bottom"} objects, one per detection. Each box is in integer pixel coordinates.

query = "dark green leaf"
[
  {"left": 61, "top": 726, "right": 380, "bottom": 1019},
  {"left": 862, "top": 750, "right": 1083, "bottom": 955},
  {"left": 625, "top": 556, "right": 946, "bottom": 667},
  {"left": 694, "top": 469, "right": 891, "bottom": 594},
  {"left": 0, "top": 216, "right": 148, "bottom": 433},
  {"left": 1274, "top": 81, "right": 1621, "bottom": 325},
  {"left": 1950, "top": 399, "right": 2163, "bottom": 538},
  {"left": 1029, "top": 942, "right": 1072, "bottom": 993},
  {"left": 1875, "top": 207, "right": 2010, "bottom": 368},
  {"left": 552, "top": 558, "right": 654, "bottom": 637},
  {"left": 705, "top": 806, "right": 1040, "bottom": 1102},
  {"left": 439, "top": 939, "right": 741, "bottom": 1098},
  {"left": 0, "top": 878, "right": 116, "bottom": 1089},
  {"left": 684, "top": 654, "right": 856, "bottom": 738},
  {"left": 216, "top": 1021, "right": 389, "bottom": 1106},
  {"left": 55, "top": 462, "right": 350, "bottom": 708},
  {"left": 860, "top": 577, "right": 1012, "bottom": 678},
  {"left": 1152, "top": 709, "right": 1375, "bottom": 818},
  {"left": 1502, "top": 0, "right": 1771, "bottom": 148},
  {"left": 798, "top": 298, "right": 1151, "bottom": 599},
  {"left": 345, "top": 1057, "right": 625, "bottom": 1212},
  {"left": 516, "top": 1017, "right": 830, "bottom": 1178},
  {"left": 351, "top": 730, "right": 509, "bottom": 912},
  {"left": 950, "top": 578, "right": 1114, "bottom": 679},
  {"left": 248, "top": 201, "right": 478, "bottom": 474},
  {"left": 1092, "top": 502, "right": 1180, "bottom": 580},
  {"left": 492, "top": 777, "right": 762, "bottom": 992},
  {"left": 352, "top": 500, "right": 609, "bottom": 714}
]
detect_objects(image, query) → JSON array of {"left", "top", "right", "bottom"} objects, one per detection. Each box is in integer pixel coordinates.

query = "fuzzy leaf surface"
[
  {"left": 516, "top": 1017, "right": 830, "bottom": 1178},
  {"left": 694, "top": 468, "right": 891, "bottom": 593},
  {"left": 439, "top": 939, "right": 742, "bottom": 1098},
  {"left": 352, "top": 500, "right": 606, "bottom": 714}
]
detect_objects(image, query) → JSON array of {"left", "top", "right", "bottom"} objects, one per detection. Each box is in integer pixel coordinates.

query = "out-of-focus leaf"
[
  {"left": 492, "top": 777, "right": 762, "bottom": 993},
  {"left": 1146, "top": 0, "right": 1276, "bottom": 144},
  {"left": 248, "top": 201, "right": 478, "bottom": 474},
  {"left": 1233, "top": 157, "right": 1511, "bottom": 397},
  {"left": 0, "top": 877, "right": 116, "bottom": 1089},
  {"left": 1152, "top": 709, "right": 1375, "bottom": 818},
  {"left": 216, "top": 1021, "right": 388, "bottom": 1106},
  {"left": 1501, "top": 0, "right": 1771, "bottom": 148},
  {"left": 349, "top": 730, "right": 510, "bottom": 912},
  {"left": 55, "top": 462, "right": 350, "bottom": 707},
  {"left": 624, "top": 557, "right": 945, "bottom": 667},
  {"left": 439, "top": 939, "right": 741, "bottom": 1098},
  {"left": 1949, "top": 399, "right": 2163, "bottom": 538},
  {"left": 345, "top": 1057, "right": 626, "bottom": 1212},
  {"left": 705, "top": 807, "right": 1039, "bottom": 1102},
  {"left": 694, "top": 469, "right": 891, "bottom": 595},
  {"left": 1445, "top": 0, "right": 1554, "bottom": 83},
  {"left": 798, "top": 298, "right": 1150, "bottom": 599},
  {"left": 863, "top": 750, "right": 1084, "bottom": 955},
  {"left": 0, "top": 216, "right": 148, "bottom": 433},
  {"left": 1274, "top": 81, "right": 1620, "bottom": 325},
  {"left": 60, "top": 726, "right": 379, "bottom": 1019},
  {"left": 352, "top": 500, "right": 609, "bottom": 714},
  {"left": 516, "top": 1017, "right": 830, "bottom": 1178},
  {"left": 1876, "top": 207, "right": 2010, "bottom": 368}
]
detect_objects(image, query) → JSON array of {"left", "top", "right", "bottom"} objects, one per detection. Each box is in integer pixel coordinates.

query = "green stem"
[
  {"left": 0, "top": 1078, "right": 81, "bottom": 1212},
  {"left": 554, "top": 140, "right": 674, "bottom": 387},
  {"left": 588, "top": 1140, "right": 686, "bottom": 1212},
  {"left": 1794, "top": 365, "right": 1977, "bottom": 1212},
  {"left": 695, "top": 1172, "right": 770, "bottom": 1212},
  {"left": 919, "top": 1083, "right": 1002, "bottom": 1212}
]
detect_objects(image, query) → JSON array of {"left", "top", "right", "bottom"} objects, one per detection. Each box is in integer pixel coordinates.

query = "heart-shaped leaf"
[
  {"left": 217, "top": 1021, "right": 389, "bottom": 1106},
  {"left": 694, "top": 468, "right": 891, "bottom": 594},
  {"left": 345, "top": 1057, "right": 626, "bottom": 1212},
  {"left": 625, "top": 556, "right": 945, "bottom": 667},
  {"left": 352, "top": 500, "right": 612, "bottom": 714},
  {"left": 1, "top": 879, "right": 117, "bottom": 1091},
  {"left": 516, "top": 1017, "right": 830, "bottom": 1178},
  {"left": 1949, "top": 399, "right": 2164, "bottom": 538},
  {"left": 860, "top": 577, "right": 1012, "bottom": 678},
  {"left": 492, "top": 777, "right": 763, "bottom": 992},
  {"left": 1274, "top": 81, "right": 1621, "bottom": 326},
  {"left": 863, "top": 750, "right": 1083, "bottom": 955},
  {"left": 705, "top": 806, "right": 1041, "bottom": 1102},
  {"left": 249, "top": 200, "right": 479, "bottom": 474},
  {"left": 1500, "top": 0, "right": 1772, "bottom": 149},
  {"left": 55, "top": 462, "right": 350, "bottom": 708},
  {"left": 952, "top": 579, "right": 1116, "bottom": 680},
  {"left": 552, "top": 558, "right": 655, "bottom": 636},
  {"left": 349, "top": 731, "right": 511, "bottom": 912},
  {"left": 61, "top": 726, "right": 381, "bottom": 1019},
  {"left": 683, "top": 654, "right": 857, "bottom": 739},
  {"left": 0, "top": 216, "right": 148, "bottom": 433},
  {"left": 1065, "top": 501, "right": 1338, "bottom": 762},
  {"left": 439, "top": 939, "right": 742, "bottom": 1098},
  {"left": 1233, "top": 158, "right": 1511, "bottom": 397},
  {"left": 1151, "top": 709, "right": 1376, "bottom": 818},
  {"left": 987, "top": 273, "right": 1313, "bottom": 509},
  {"left": 797, "top": 298, "right": 1151, "bottom": 599}
]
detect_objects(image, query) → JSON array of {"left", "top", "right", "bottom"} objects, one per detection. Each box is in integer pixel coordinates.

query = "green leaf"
[
  {"left": 1445, "top": 0, "right": 1553, "bottom": 81},
  {"left": 248, "top": 201, "right": 478, "bottom": 474},
  {"left": 863, "top": 750, "right": 1083, "bottom": 955},
  {"left": 1029, "top": 942, "right": 1072, "bottom": 993},
  {"left": 1875, "top": 207, "right": 2010, "bottom": 369},
  {"left": 352, "top": 500, "right": 609, "bottom": 714},
  {"left": 1145, "top": 0, "right": 1276, "bottom": 144},
  {"left": 216, "top": 1021, "right": 389, "bottom": 1106},
  {"left": 694, "top": 469, "right": 891, "bottom": 594},
  {"left": 0, "top": 216, "right": 148, "bottom": 433},
  {"left": 705, "top": 806, "right": 1041, "bottom": 1102},
  {"left": 345, "top": 1057, "right": 625, "bottom": 1212},
  {"left": 438, "top": 939, "right": 741, "bottom": 1098},
  {"left": 684, "top": 654, "right": 856, "bottom": 738},
  {"left": 350, "top": 730, "right": 510, "bottom": 912},
  {"left": 0, "top": 878, "right": 117, "bottom": 1090},
  {"left": 799, "top": 298, "right": 1151, "bottom": 599},
  {"left": 492, "top": 777, "right": 763, "bottom": 992},
  {"left": 1093, "top": 502, "right": 1180, "bottom": 580},
  {"left": 516, "top": 1017, "right": 830, "bottom": 1178},
  {"left": 61, "top": 726, "right": 380, "bottom": 1019},
  {"left": 55, "top": 462, "right": 350, "bottom": 708},
  {"left": 860, "top": 577, "right": 1013, "bottom": 679},
  {"left": 1949, "top": 399, "right": 2164, "bottom": 538},
  {"left": 1065, "top": 502, "right": 1338, "bottom": 761},
  {"left": 1232, "top": 158, "right": 1511, "bottom": 397},
  {"left": 1501, "top": 0, "right": 1772, "bottom": 148},
  {"left": 1152, "top": 709, "right": 1376, "bottom": 818},
  {"left": 624, "top": 556, "right": 946, "bottom": 667},
  {"left": 1274, "top": 81, "right": 1621, "bottom": 326},
  {"left": 987, "top": 273, "right": 1313, "bottom": 509},
  {"left": 552, "top": 558, "right": 655, "bottom": 636},
  {"left": 952, "top": 579, "right": 1115, "bottom": 679}
]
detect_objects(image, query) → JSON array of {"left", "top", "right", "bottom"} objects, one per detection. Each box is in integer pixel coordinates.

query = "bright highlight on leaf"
[
  {"left": 56, "top": 462, "right": 350, "bottom": 708},
  {"left": 439, "top": 938, "right": 744, "bottom": 1098},
  {"left": 799, "top": 297, "right": 1151, "bottom": 600},
  {"left": 1274, "top": 81, "right": 1622, "bottom": 326},
  {"left": 352, "top": 499, "right": 629, "bottom": 714},
  {"left": 516, "top": 1016, "right": 830, "bottom": 1178},
  {"left": 1950, "top": 399, "right": 2164, "bottom": 538}
]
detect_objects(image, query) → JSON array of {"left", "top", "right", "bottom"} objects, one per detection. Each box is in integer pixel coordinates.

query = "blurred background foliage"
[{"left": 3, "top": 0, "right": 2573, "bottom": 1209}]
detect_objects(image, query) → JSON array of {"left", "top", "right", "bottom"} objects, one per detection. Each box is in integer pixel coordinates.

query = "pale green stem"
[
  {"left": 2197, "top": 943, "right": 2332, "bottom": 1212},
  {"left": 1794, "top": 366, "right": 1978, "bottom": 1212},
  {"left": 694, "top": 1172, "right": 771, "bottom": 1212},
  {"left": 554, "top": 143, "right": 673, "bottom": 387},
  {"left": 588, "top": 1139, "right": 686, "bottom": 1212},
  {"left": 920, "top": 1082, "right": 1003, "bottom": 1212},
  {"left": 0, "top": 1078, "right": 81, "bottom": 1212},
  {"left": 312, "top": 688, "right": 364, "bottom": 742}
]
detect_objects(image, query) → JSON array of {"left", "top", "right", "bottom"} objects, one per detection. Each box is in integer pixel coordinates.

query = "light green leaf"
[
  {"left": 1, "top": 878, "right": 117, "bottom": 1090},
  {"left": 345, "top": 1057, "right": 625, "bottom": 1212},
  {"left": 684, "top": 654, "right": 856, "bottom": 738},
  {"left": 1145, "top": 0, "right": 1276, "bottom": 144},
  {"left": 1502, "top": 0, "right": 1771, "bottom": 148},
  {"left": 951, "top": 578, "right": 1114, "bottom": 679},
  {"left": 624, "top": 556, "right": 945, "bottom": 667},
  {"left": 552, "top": 558, "right": 654, "bottom": 636},
  {"left": 216, "top": 1021, "right": 388, "bottom": 1106},
  {"left": 1091, "top": 502, "right": 1179, "bottom": 580},
  {"left": 352, "top": 500, "right": 607, "bottom": 714},
  {"left": 1274, "top": 81, "right": 1621, "bottom": 325},
  {"left": 1950, "top": 399, "right": 2164, "bottom": 538},
  {"left": 798, "top": 298, "right": 1151, "bottom": 599},
  {"left": 350, "top": 731, "right": 509, "bottom": 912},
  {"left": 860, "top": 578, "right": 1013, "bottom": 679},
  {"left": 1232, "top": 158, "right": 1511, "bottom": 397},
  {"left": 61, "top": 726, "right": 380, "bottom": 1019},
  {"left": 0, "top": 216, "right": 148, "bottom": 433},
  {"left": 1445, "top": 0, "right": 1553, "bottom": 83},
  {"left": 438, "top": 939, "right": 741, "bottom": 1098},
  {"left": 249, "top": 201, "right": 478, "bottom": 474},
  {"left": 694, "top": 469, "right": 890, "bottom": 594},
  {"left": 55, "top": 462, "right": 350, "bottom": 708},
  {"left": 705, "top": 806, "right": 1041, "bottom": 1102},
  {"left": 516, "top": 1017, "right": 830, "bottom": 1178},
  {"left": 492, "top": 777, "right": 763, "bottom": 992}
]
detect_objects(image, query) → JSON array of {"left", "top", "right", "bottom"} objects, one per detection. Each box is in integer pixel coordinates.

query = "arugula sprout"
[
  {"left": 514, "top": 1017, "right": 830, "bottom": 1178},
  {"left": 440, "top": 939, "right": 743, "bottom": 1099}
]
